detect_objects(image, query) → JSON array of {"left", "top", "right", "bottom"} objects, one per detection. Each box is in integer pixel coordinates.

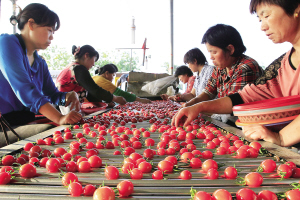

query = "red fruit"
[
  {"left": 206, "top": 168, "right": 219, "bottom": 180},
  {"left": 130, "top": 168, "right": 143, "bottom": 179},
  {"left": 19, "top": 163, "right": 36, "bottom": 178},
  {"left": 105, "top": 166, "right": 119, "bottom": 180},
  {"left": 68, "top": 182, "right": 83, "bottom": 197},
  {"left": 62, "top": 172, "right": 78, "bottom": 186},
  {"left": 202, "top": 159, "right": 218, "bottom": 173},
  {"left": 0, "top": 172, "right": 11, "bottom": 185},
  {"left": 236, "top": 147, "right": 248, "bottom": 158},
  {"left": 164, "top": 156, "right": 178, "bottom": 165},
  {"left": 216, "top": 147, "right": 227, "bottom": 155},
  {"left": 190, "top": 158, "right": 202, "bottom": 169},
  {"left": 83, "top": 184, "right": 96, "bottom": 196},
  {"left": 152, "top": 170, "right": 164, "bottom": 180},
  {"left": 180, "top": 152, "right": 194, "bottom": 163},
  {"left": 157, "top": 160, "right": 173, "bottom": 173},
  {"left": 260, "top": 159, "right": 277, "bottom": 173},
  {"left": 245, "top": 172, "right": 263, "bottom": 187},
  {"left": 194, "top": 191, "right": 212, "bottom": 200},
  {"left": 1, "top": 155, "right": 15, "bottom": 166},
  {"left": 46, "top": 158, "right": 61, "bottom": 173},
  {"left": 212, "top": 189, "right": 232, "bottom": 200},
  {"left": 66, "top": 161, "right": 78, "bottom": 172},
  {"left": 44, "top": 137, "right": 55, "bottom": 145},
  {"left": 180, "top": 170, "right": 192, "bottom": 180},
  {"left": 0, "top": 166, "right": 14, "bottom": 173},
  {"left": 53, "top": 147, "right": 67, "bottom": 158},
  {"left": 117, "top": 180, "right": 134, "bottom": 197},
  {"left": 257, "top": 190, "right": 277, "bottom": 200},
  {"left": 121, "top": 162, "right": 135, "bottom": 174},
  {"left": 24, "top": 142, "right": 34, "bottom": 151},
  {"left": 286, "top": 189, "right": 300, "bottom": 200},
  {"left": 202, "top": 151, "right": 213, "bottom": 159},
  {"left": 138, "top": 161, "right": 152, "bottom": 173},
  {"left": 236, "top": 188, "right": 257, "bottom": 200},
  {"left": 29, "top": 157, "right": 40, "bottom": 166},
  {"left": 145, "top": 138, "right": 155, "bottom": 146},
  {"left": 224, "top": 166, "right": 238, "bottom": 179},
  {"left": 277, "top": 164, "right": 293, "bottom": 179},
  {"left": 88, "top": 155, "right": 102, "bottom": 168},
  {"left": 93, "top": 186, "right": 115, "bottom": 200},
  {"left": 249, "top": 141, "right": 262, "bottom": 151},
  {"left": 143, "top": 148, "right": 154, "bottom": 160},
  {"left": 78, "top": 161, "right": 91, "bottom": 173},
  {"left": 292, "top": 168, "right": 300, "bottom": 178},
  {"left": 285, "top": 161, "right": 297, "bottom": 171},
  {"left": 247, "top": 148, "right": 259, "bottom": 158}
]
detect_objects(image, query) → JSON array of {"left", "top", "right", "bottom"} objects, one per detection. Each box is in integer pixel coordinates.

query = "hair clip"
[
  {"left": 74, "top": 46, "right": 81, "bottom": 56},
  {"left": 10, "top": 15, "right": 18, "bottom": 26}
]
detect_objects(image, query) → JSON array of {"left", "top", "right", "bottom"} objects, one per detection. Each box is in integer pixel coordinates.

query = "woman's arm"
[
  {"left": 180, "top": 88, "right": 196, "bottom": 102},
  {"left": 184, "top": 92, "right": 211, "bottom": 107},
  {"left": 172, "top": 96, "right": 233, "bottom": 127},
  {"left": 39, "top": 102, "right": 82, "bottom": 125},
  {"left": 74, "top": 65, "right": 113, "bottom": 103},
  {"left": 243, "top": 115, "right": 300, "bottom": 147},
  {"left": 0, "top": 35, "right": 51, "bottom": 114}
]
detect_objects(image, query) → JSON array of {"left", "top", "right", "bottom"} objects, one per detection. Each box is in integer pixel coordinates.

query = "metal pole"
[
  {"left": 11, "top": 0, "right": 17, "bottom": 34},
  {"left": 170, "top": 0, "right": 174, "bottom": 75},
  {"left": 130, "top": 49, "right": 132, "bottom": 71}
]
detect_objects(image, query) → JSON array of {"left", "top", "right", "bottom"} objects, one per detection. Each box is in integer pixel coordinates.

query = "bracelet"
[{"left": 60, "top": 93, "right": 67, "bottom": 106}]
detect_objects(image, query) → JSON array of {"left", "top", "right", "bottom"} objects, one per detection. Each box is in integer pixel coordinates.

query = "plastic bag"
[{"left": 141, "top": 75, "right": 177, "bottom": 95}]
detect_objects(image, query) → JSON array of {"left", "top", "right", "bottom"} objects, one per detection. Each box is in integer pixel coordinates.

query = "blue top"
[{"left": 0, "top": 34, "right": 66, "bottom": 115}]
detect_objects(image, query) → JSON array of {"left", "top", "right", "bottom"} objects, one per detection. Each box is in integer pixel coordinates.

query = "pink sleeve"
[
  {"left": 184, "top": 76, "right": 195, "bottom": 94},
  {"left": 238, "top": 52, "right": 289, "bottom": 103}
]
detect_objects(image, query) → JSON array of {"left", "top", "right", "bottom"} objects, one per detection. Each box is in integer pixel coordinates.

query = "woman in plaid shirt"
[
  {"left": 184, "top": 24, "right": 263, "bottom": 108},
  {"left": 172, "top": 0, "right": 300, "bottom": 147}
]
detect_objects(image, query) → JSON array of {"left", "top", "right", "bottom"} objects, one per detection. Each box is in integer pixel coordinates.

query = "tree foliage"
[
  {"left": 162, "top": 62, "right": 179, "bottom": 74},
  {"left": 40, "top": 45, "right": 140, "bottom": 73},
  {"left": 40, "top": 45, "right": 73, "bottom": 70}
]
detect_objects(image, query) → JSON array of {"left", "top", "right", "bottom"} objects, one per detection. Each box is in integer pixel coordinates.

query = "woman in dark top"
[{"left": 56, "top": 45, "right": 126, "bottom": 105}]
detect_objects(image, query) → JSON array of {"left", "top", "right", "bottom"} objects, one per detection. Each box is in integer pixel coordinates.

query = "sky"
[{"left": 0, "top": 0, "right": 292, "bottom": 73}]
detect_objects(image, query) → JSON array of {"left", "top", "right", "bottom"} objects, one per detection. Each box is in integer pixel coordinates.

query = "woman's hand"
[
  {"left": 113, "top": 95, "right": 127, "bottom": 105},
  {"left": 171, "top": 105, "right": 199, "bottom": 127},
  {"left": 137, "top": 97, "right": 152, "bottom": 104},
  {"left": 65, "top": 91, "right": 80, "bottom": 111},
  {"left": 58, "top": 110, "right": 82, "bottom": 125},
  {"left": 168, "top": 94, "right": 181, "bottom": 102},
  {"left": 160, "top": 94, "right": 169, "bottom": 100},
  {"left": 243, "top": 124, "right": 281, "bottom": 146},
  {"left": 107, "top": 102, "right": 116, "bottom": 108}
]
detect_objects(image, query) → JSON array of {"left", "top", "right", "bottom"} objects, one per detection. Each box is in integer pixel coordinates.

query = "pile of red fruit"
[{"left": 0, "top": 100, "right": 299, "bottom": 200}]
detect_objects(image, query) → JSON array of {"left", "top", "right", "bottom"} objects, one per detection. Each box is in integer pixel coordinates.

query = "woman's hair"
[
  {"left": 72, "top": 45, "right": 99, "bottom": 61},
  {"left": 11, "top": 3, "right": 60, "bottom": 31},
  {"left": 174, "top": 65, "right": 193, "bottom": 77},
  {"left": 201, "top": 24, "right": 246, "bottom": 57},
  {"left": 250, "top": 0, "right": 300, "bottom": 15},
  {"left": 183, "top": 48, "right": 207, "bottom": 65},
  {"left": 95, "top": 64, "right": 118, "bottom": 75}
]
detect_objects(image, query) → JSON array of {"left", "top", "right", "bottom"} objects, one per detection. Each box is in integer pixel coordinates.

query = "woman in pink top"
[
  {"left": 172, "top": 0, "right": 300, "bottom": 147},
  {"left": 161, "top": 65, "right": 195, "bottom": 101}
]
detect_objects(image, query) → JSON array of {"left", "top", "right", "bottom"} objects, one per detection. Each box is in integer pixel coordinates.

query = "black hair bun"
[
  {"left": 72, "top": 45, "right": 77, "bottom": 55},
  {"left": 10, "top": 15, "right": 18, "bottom": 25}
]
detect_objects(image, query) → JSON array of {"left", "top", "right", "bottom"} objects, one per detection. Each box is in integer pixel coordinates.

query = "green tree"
[
  {"left": 40, "top": 45, "right": 73, "bottom": 70},
  {"left": 162, "top": 62, "right": 178, "bottom": 75},
  {"left": 41, "top": 46, "right": 140, "bottom": 73}
]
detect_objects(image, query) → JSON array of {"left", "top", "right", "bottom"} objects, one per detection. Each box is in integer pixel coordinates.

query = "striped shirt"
[{"left": 194, "top": 65, "right": 215, "bottom": 96}]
